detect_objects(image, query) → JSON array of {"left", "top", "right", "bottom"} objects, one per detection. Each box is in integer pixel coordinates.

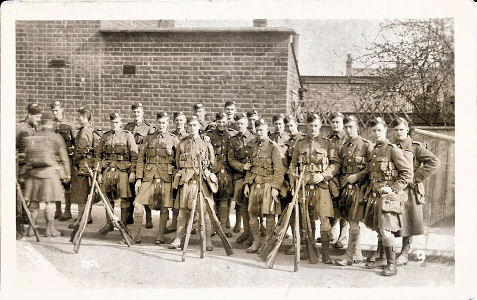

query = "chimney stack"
[
  {"left": 253, "top": 19, "right": 267, "bottom": 27},
  {"left": 346, "top": 54, "right": 353, "bottom": 76}
]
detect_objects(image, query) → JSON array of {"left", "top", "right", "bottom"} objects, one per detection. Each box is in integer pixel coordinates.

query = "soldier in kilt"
[
  {"left": 391, "top": 117, "right": 440, "bottom": 266},
  {"left": 333, "top": 115, "right": 374, "bottom": 266}
]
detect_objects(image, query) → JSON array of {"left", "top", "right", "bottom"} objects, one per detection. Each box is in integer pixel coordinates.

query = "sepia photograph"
[{"left": 2, "top": 0, "right": 476, "bottom": 298}]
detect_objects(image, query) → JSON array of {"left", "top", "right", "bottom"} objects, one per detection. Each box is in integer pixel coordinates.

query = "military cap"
[
  {"left": 272, "top": 114, "right": 286, "bottom": 123},
  {"left": 156, "top": 112, "right": 169, "bottom": 120},
  {"left": 224, "top": 100, "right": 236, "bottom": 108},
  {"left": 131, "top": 103, "right": 143, "bottom": 111},
  {"left": 188, "top": 115, "right": 201, "bottom": 124},
  {"left": 27, "top": 103, "right": 42, "bottom": 115},
  {"left": 173, "top": 111, "right": 185, "bottom": 120},
  {"left": 306, "top": 113, "right": 321, "bottom": 123},
  {"left": 109, "top": 112, "right": 121, "bottom": 121},
  {"left": 390, "top": 117, "right": 410, "bottom": 128},
  {"left": 215, "top": 112, "right": 228, "bottom": 121},
  {"left": 49, "top": 100, "right": 62, "bottom": 109},
  {"left": 343, "top": 114, "right": 359, "bottom": 125},
  {"left": 330, "top": 112, "right": 345, "bottom": 120},
  {"left": 40, "top": 111, "right": 54, "bottom": 124},
  {"left": 284, "top": 114, "right": 296, "bottom": 125},
  {"left": 246, "top": 110, "right": 259, "bottom": 118},
  {"left": 368, "top": 117, "right": 387, "bottom": 127},
  {"left": 254, "top": 118, "right": 268, "bottom": 128},
  {"left": 234, "top": 112, "right": 248, "bottom": 121},
  {"left": 193, "top": 103, "right": 204, "bottom": 111}
]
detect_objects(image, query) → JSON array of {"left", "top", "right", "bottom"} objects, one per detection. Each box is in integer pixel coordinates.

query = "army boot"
[
  {"left": 131, "top": 208, "right": 144, "bottom": 244},
  {"left": 205, "top": 219, "right": 213, "bottom": 251},
  {"left": 54, "top": 201, "right": 63, "bottom": 219},
  {"left": 365, "top": 239, "right": 387, "bottom": 268},
  {"left": 320, "top": 230, "right": 333, "bottom": 264},
  {"left": 382, "top": 246, "right": 397, "bottom": 276},
  {"left": 59, "top": 199, "right": 72, "bottom": 221},
  {"left": 145, "top": 205, "right": 153, "bottom": 229},
  {"left": 233, "top": 204, "right": 242, "bottom": 233},
  {"left": 27, "top": 209, "right": 39, "bottom": 237},
  {"left": 99, "top": 206, "right": 114, "bottom": 234},
  {"left": 396, "top": 236, "right": 412, "bottom": 266},
  {"left": 45, "top": 207, "right": 62, "bottom": 237},
  {"left": 169, "top": 212, "right": 187, "bottom": 249},
  {"left": 334, "top": 232, "right": 359, "bottom": 266},
  {"left": 334, "top": 219, "right": 349, "bottom": 248},
  {"left": 246, "top": 220, "right": 261, "bottom": 253},
  {"left": 166, "top": 209, "right": 179, "bottom": 233},
  {"left": 155, "top": 211, "right": 168, "bottom": 244}
]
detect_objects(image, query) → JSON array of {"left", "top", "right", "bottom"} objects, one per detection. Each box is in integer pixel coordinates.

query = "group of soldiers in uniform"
[{"left": 16, "top": 99, "right": 440, "bottom": 277}]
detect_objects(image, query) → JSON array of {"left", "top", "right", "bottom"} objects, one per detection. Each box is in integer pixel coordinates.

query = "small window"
[
  {"left": 48, "top": 59, "right": 66, "bottom": 68},
  {"left": 123, "top": 65, "right": 136, "bottom": 75}
]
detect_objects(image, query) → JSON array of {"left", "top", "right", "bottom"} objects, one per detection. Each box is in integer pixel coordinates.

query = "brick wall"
[{"left": 16, "top": 21, "right": 298, "bottom": 130}]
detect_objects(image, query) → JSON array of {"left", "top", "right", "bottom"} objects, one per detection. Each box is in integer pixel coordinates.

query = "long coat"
[{"left": 395, "top": 137, "right": 440, "bottom": 237}]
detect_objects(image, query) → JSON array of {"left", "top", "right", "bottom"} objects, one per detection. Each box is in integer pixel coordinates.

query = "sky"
[{"left": 175, "top": 19, "right": 384, "bottom": 76}]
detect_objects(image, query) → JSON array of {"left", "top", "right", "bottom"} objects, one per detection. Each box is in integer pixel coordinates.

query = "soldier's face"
[
  {"left": 195, "top": 108, "right": 205, "bottom": 120},
  {"left": 256, "top": 125, "right": 268, "bottom": 140},
  {"left": 393, "top": 123, "right": 409, "bottom": 140},
  {"left": 331, "top": 117, "right": 344, "bottom": 132},
  {"left": 248, "top": 116, "right": 258, "bottom": 130},
  {"left": 157, "top": 118, "right": 168, "bottom": 133},
  {"left": 307, "top": 120, "right": 321, "bottom": 137},
  {"left": 225, "top": 105, "right": 236, "bottom": 118},
  {"left": 133, "top": 109, "right": 144, "bottom": 122},
  {"left": 110, "top": 119, "right": 122, "bottom": 131},
  {"left": 188, "top": 121, "right": 201, "bottom": 135},
  {"left": 78, "top": 114, "right": 87, "bottom": 125},
  {"left": 52, "top": 107, "right": 63, "bottom": 120},
  {"left": 30, "top": 114, "right": 41, "bottom": 127},
  {"left": 237, "top": 118, "right": 248, "bottom": 133},
  {"left": 371, "top": 124, "right": 387, "bottom": 142},
  {"left": 287, "top": 120, "right": 298, "bottom": 134},
  {"left": 274, "top": 120, "right": 285, "bottom": 133},
  {"left": 175, "top": 115, "right": 186, "bottom": 130},
  {"left": 216, "top": 118, "right": 227, "bottom": 130},
  {"left": 344, "top": 121, "right": 359, "bottom": 139}
]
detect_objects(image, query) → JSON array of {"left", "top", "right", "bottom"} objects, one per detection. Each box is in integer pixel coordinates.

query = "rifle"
[
  {"left": 301, "top": 172, "right": 319, "bottom": 264},
  {"left": 70, "top": 162, "right": 99, "bottom": 253},
  {"left": 16, "top": 182, "right": 40, "bottom": 242},
  {"left": 262, "top": 166, "right": 306, "bottom": 269},
  {"left": 293, "top": 167, "right": 301, "bottom": 272},
  {"left": 85, "top": 164, "right": 134, "bottom": 247},
  {"left": 181, "top": 174, "right": 199, "bottom": 262}
]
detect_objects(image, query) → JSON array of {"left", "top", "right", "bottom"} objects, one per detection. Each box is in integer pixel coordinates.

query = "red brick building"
[{"left": 16, "top": 20, "right": 300, "bottom": 129}]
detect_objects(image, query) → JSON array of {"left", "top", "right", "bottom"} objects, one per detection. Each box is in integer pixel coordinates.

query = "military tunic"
[
  {"left": 174, "top": 135, "right": 215, "bottom": 209},
  {"left": 16, "top": 121, "right": 37, "bottom": 181},
  {"left": 338, "top": 136, "right": 374, "bottom": 222},
  {"left": 364, "top": 140, "right": 413, "bottom": 232},
  {"left": 23, "top": 128, "right": 71, "bottom": 203},
  {"left": 54, "top": 119, "right": 75, "bottom": 201},
  {"left": 135, "top": 132, "right": 180, "bottom": 209},
  {"left": 244, "top": 138, "right": 284, "bottom": 216},
  {"left": 326, "top": 130, "right": 347, "bottom": 216},
  {"left": 95, "top": 130, "right": 138, "bottom": 199},
  {"left": 228, "top": 131, "right": 254, "bottom": 206},
  {"left": 206, "top": 128, "right": 236, "bottom": 201},
  {"left": 269, "top": 131, "right": 290, "bottom": 167},
  {"left": 171, "top": 128, "right": 189, "bottom": 141},
  {"left": 71, "top": 123, "right": 96, "bottom": 204},
  {"left": 396, "top": 137, "right": 440, "bottom": 237},
  {"left": 290, "top": 136, "right": 340, "bottom": 219}
]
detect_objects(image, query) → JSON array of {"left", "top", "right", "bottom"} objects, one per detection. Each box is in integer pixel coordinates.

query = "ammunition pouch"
[
  {"left": 380, "top": 191, "right": 407, "bottom": 214},
  {"left": 329, "top": 177, "right": 340, "bottom": 199}
]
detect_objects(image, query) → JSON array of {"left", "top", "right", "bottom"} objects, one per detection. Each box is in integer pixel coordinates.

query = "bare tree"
[{"left": 355, "top": 18, "right": 454, "bottom": 126}]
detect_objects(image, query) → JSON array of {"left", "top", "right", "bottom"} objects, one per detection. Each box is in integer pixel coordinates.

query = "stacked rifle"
[
  {"left": 16, "top": 181, "right": 40, "bottom": 242},
  {"left": 70, "top": 162, "right": 134, "bottom": 253}
]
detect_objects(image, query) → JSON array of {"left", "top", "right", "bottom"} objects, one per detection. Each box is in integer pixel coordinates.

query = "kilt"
[
  {"left": 176, "top": 177, "right": 213, "bottom": 210},
  {"left": 303, "top": 183, "right": 334, "bottom": 219},
  {"left": 364, "top": 192, "right": 401, "bottom": 232},
  {"left": 215, "top": 168, "right": 233, "bottom": 201},
  {"left": 339, "top": 183, "right": 366, "bottom": 223},
  {"left": 134, "top": 179, "right": 173, "bottom": 210},
  {"left": 24, "top": 172, "right": 64, "bottom": 203},
  {"left": 248, "top": 182, "right": 281, "bottom": 216},
  {"left": 70, "top": 167, "right": 90, "bottom": 204},
  {"left": 102, "top": 167, "right": 131, "bottom": 199},
  {"left": 396, "top": 186, "right": 424, "bottom": 237},
  {"left": 232, "top": 178, "right": 245, "bottom": 206}
]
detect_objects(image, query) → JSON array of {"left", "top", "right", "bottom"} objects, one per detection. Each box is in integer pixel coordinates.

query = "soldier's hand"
[
  {"left": 346, "top": 174, "right": 358, "bottom": 184},
  {"left": 203, "top": 135, "right": 211, "bottom": 143},
  {"left": 243, "top": 162, "right": 251, "bottom": 171},
  {"left": 135, "top": 180, "right": 142, "bottom": 194},
  {"left": 62, "top": 176, "right": 71, "bottom": 184},
  {"left": 380, "top": 186, "right": 393, "bottom": 194},
  {"left": 271, "top": 188, "right": 279, "bottom": 199},
  {"left": 313, "top": 173, "right": 324, "bottom": 184},
  {"left": 129, "top": 171, "right": 136, "bottom": 183},
  {"left": 244, "top": 184, "right": 250, "bottom": 198}
]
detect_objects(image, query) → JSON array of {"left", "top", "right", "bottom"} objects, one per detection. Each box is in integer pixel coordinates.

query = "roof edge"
[{"left": 99, "top": 27, "right": 297, "bottom": 34}]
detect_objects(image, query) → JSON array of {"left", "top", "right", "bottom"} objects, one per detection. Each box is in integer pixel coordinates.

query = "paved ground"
[{"left": 16, "top": 204, "right": 454, "bottom": 289}]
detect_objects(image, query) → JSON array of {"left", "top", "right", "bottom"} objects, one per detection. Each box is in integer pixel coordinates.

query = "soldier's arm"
[
  {"left": 289, "top": 141, "right": 301, "bottom": 183},
  {"left": 175, "top": 140, "right": 182, "bottom": 170},
  {"left": 322, "top": 141, "right": 340, "bottom": 182},
  {"left": 355, "top": 141, "right": 373, "bottom": 182},
  {"left": 128, "top": 132, "right": 139, "bottom": 173},
  {"left": 390, "top": 145, "right": 413, "bottom": 192},
  {"left": 172, "top": 136, "right": 180, "bottom": 170},
  {"left": 207, "top": 141, "right": 216, "bottom": 168},
  {"left": 73, "top": 128, "right": 93, "bottom": 166},
  {"left": 94, "top": 135, "right": 105, "bottom": 170},
  {"left": 135, "top": 136, "right": 148, "bottom": 180},
  {"left": 270, "top": 144, "right": 285, "bottom": 190},
  {"left": 227, "top": 139, "right": 244, "bottom": 173},
  {"left": 414, "top": 144, "right": 440, "bottom": 183}
]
